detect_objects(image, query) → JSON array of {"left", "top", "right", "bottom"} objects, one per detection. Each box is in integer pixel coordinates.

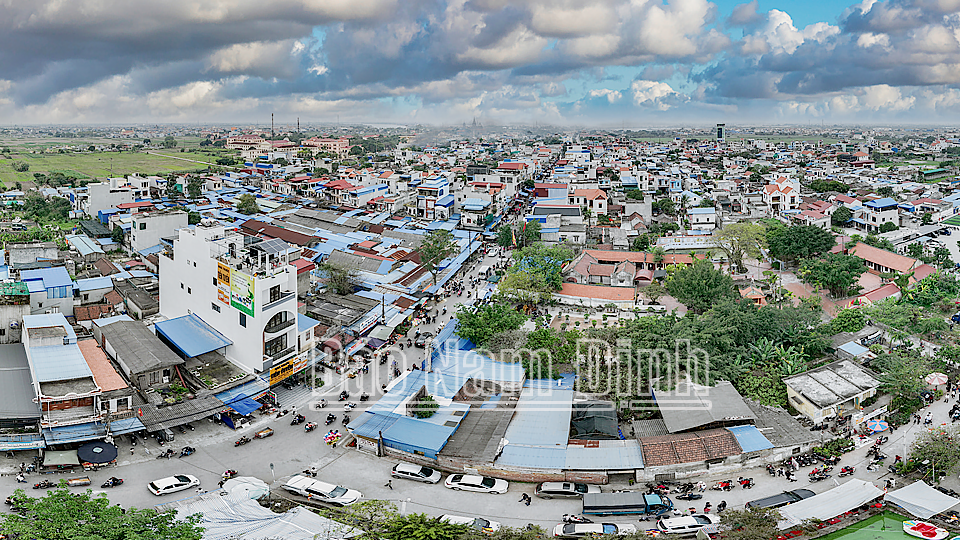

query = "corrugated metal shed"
[
  {"left": 727, "top": 425, "right": 774, "bottom": 453},
  {"left": 502, "top": 388, "right": 573, "bottom": 447},
  {"left": 155, "top": 313, "right": 233, "bottom": 358}
]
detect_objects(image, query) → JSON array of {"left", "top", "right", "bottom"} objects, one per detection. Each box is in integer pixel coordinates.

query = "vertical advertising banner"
[
  {"left": 216, "top": 263, "right": 231, "bottom": 305},
  {"left": 230, "top": 269, "right": 255, "bottom": 317}
]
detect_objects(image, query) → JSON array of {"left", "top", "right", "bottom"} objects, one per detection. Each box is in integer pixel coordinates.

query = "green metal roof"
[{"left": 0, "top": 282, "right": 29, "bottom": 296}]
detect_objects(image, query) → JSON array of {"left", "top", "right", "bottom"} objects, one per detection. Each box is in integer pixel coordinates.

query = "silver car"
[
  {"left": 535, "top": 481, "right": 601, "bottom": 499},
  {"left": 391, "top": 462, "right": 442, "bottom": 484}
]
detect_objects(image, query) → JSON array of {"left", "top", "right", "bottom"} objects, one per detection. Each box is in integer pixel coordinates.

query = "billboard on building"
[
  {"left": 269, "top": 354, "right": 309, "bottom": 385},
  {"left": 216, "top": 262, "right": 231, "bottom": 305},
  {"left": 230, "top": 269, "right": 255, "bottom": 317}
]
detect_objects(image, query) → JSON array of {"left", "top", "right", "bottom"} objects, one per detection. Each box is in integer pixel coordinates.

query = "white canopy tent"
[
  {"left": 885, "top": 481, "right": 960, "bottom": 519},
  {"left": 778, "top": 479, "right": 885, "bottom": 529}
]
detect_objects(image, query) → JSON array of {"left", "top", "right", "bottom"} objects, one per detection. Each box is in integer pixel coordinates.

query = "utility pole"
[{"left": 271, "top": 113, "right": 274, "bottom": 137}]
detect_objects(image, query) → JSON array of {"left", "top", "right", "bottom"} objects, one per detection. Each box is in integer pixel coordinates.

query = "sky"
[{"left": 1, "top": 0, "right": 959, "bottom": 127}]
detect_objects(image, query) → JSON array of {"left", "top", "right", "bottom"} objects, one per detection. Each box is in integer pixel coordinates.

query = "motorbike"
[
  {"left": 235, "top": 436, "right": 251, "bottom": 447},
  {"left": 325, "top": 414, "right": 337, "bottom": 426},
  {"left": 875, "top": 436, "right": 889, "bottom": 446},
  {"left": 359, "top": 393, "right": 369, "bottom": 402},
  {"left": 317, "top": 399, "right": 327, "bottom": 409},
  {"left": 276, "top": 409, "right": 290, "bottom": 419},
  {"left": 222, "top": 470, "right": 238, "bottom": 481},
  {"left": 676, "top": 493, "right": 703, "bottom": 501},
  {"left": 822, "top": 456, "right": 841, "bottom": 466},
  {"left": 291, "top": 414, "right": 306, "bottom": 426},
  {"left": 302, "top": 468, "right": 318, "bottom": 478},
  {"left": 766, "top": 464, "right": 777, "bottom": 476},
  {"left": 809, "top": 473, "right": 831, "bottom": 482},
  {"left": 711, "top": 480, "right": 734, "bottom": 491},
  {"left": 562, "top": 514, "right": 593, "bottom": 524},
  {"left": 33, "top": 480, "right": 54, "bottom": 489},
  {"left": 157, "top": 448, "right": 175, "bottom": 460},
  {"left": 379, "top": 355, "right": 387, "bottom": 365},
  {"left": 344, "top": 402, "right": 356, "bottom": 411},
  {"left": 342, "top": 414, "right": 350, "bottom": 425},
  {"left": 338, "top": 391, "right": 350, "bottom": 402},
  {"left": 838, "top": 466, "right": 856, "bottom": 477},
  {"left": 737, "top": 477, "right": 754, "bottom": 489},
  {"left": 101, "top": 477, "right": 123, "bottom": 488},
  {"left": 176, "top": 425, "right": 187, "bottom": 434},
  {"left": 305, "top": 422, "right": 318, "bottom": 433},
  {"left": 179, "top": 446, "right": 196, "bottom": 458},
  {"left": 184, "top": 423, "right": 195, "bottom": 431},
  {"left": 128, "top": 434, "right": 138, "bottom": 447}
]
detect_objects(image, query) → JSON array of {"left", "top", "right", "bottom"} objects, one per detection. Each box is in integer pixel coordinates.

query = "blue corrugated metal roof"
[
  {"left": 496, "top": 445, "right": 566, "bottom": 469},
  {"left": 43, "top": 422, "right": 106, "bottom": 445},
  {"left": 21, "top": 266, "right": 73, "bottom": 289},
  {"left": 214, "top": 377, "right": 269, "bottom": 403},
  {"left": 727, "top": 425, "right": 774, "bottom": 453},
  {"left": 502, "top": 388, "right": 573, "bottom": 447},
  {"left": 29, "top": 346, "right": 93, "bottom": 382},
  {"left": 108, "top": 417, "right": 145, "bottom": 435},
  {"left": 26, "top": 280, "right": 44, "bottom": 293},
  {"left": 297, "top": 313, "right": 319, "bottom": 333},
  {"left": 838, "top": 341, "right": 870, "bottom": 357},
  {"left": 565, "top": 441, "right": 644, "bottom": 470},
  {"left": 155, "top": 314, "right": 233, "bottom": 358},
  {"left": 75, "top": 276, "right": 113, "bottom": 292}
]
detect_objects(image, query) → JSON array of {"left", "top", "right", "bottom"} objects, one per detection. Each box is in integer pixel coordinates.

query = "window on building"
[
  {"left": 239, "top": 313, "right": 246, "bottom": 327},
  {"left": 269, "top": 285, "right": 281, "bottom": 303},
  {"left": 0, "top": 329, "right": 5, "bottom": 336},
  {"left": 139, "top": 223, "right": 146, "bottom": 230},
  {"left": 187, "top": 287, "right": 192, "bottom": 294},
  {"left": 213, "top": 277, "right": 218, "bottom": 286},
  {"left": 181, "top": 283, "right": 184, "bottom": 289},
  {"left": 211, "top": 303, "right": 221, "bottom": 313}
]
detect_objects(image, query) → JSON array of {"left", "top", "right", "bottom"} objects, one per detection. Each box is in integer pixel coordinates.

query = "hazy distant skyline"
[{"left": 1, "top": 0, "right": 959, "bottom": 126}]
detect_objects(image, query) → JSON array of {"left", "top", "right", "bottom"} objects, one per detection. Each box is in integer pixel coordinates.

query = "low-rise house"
[
  {"left": 849, "top": 242, "right": 921, "bottom": 276},
  {"left": 783, "top": 359, "right": 880, "bottom": 423},
  {"left": 94, "top": 318, "right": 185, "bottom": 392},
  {"left": 20, "top": 266, "right": 74, "bottom": 316}
]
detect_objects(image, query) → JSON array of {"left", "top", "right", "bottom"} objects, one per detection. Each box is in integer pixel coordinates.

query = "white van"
[
  {"left": 281, "top": 475, "right": 362, "bottom": 506},
  {"left": 657, "top": 514, "right": 720, "bottom": 535}
]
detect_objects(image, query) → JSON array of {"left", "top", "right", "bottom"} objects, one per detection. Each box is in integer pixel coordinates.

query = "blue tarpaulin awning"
[
  {"left": 107, "top": 417, "right": 145, "bottom": 436},
  {"left": 225, "top": 394, "right": 261, "bottom": 416},
  {"left": 155, "top": 313, "right": 233, "bottom": 358},
  {"left": 42, "top": 422, "right": 106, "bottom": 445}
]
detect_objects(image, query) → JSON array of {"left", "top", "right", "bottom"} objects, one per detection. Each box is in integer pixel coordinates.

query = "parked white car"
[
  {"left": 391, "top": 462, "right": 442, "bottom": 484},
  {"left": 281, "top": 475, "right": 362, "bottom": 506},
  {"left": 657, "top": 514, "right": 721, "bottom": 534},
  {"left": 148, "top": 474, "right": 200, "bottom": 496},
  {"left": 444, "top": 474, "right": 508, "bottom": 494},
  {"left": 440, "top": 514, "right": 502, "bottom": 534},
  {"left": 553, "top": 523, "right": 638, "bottom": 538}
]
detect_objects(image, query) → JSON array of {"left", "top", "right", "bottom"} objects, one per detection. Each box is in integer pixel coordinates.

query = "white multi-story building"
[
  {"left": 131, "top": 211, "right": 188, "bottom": 254},
  {"left": 159, "top": 223, "right": 300, "bottom": 374}
]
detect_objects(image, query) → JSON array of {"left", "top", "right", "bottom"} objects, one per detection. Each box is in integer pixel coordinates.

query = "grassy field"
[{"left": 0, "top": 148, "right": 236, "bottom": 188}]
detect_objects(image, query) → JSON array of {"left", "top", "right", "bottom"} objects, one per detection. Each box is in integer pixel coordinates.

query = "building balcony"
[
  {"left": 262, "top": 291, "right": 295, "bottom": 312},
  {"left": 263, "top": 346, "right": 296, "bottom": 364},
  {"left": 264, "top": 318, "right": 295, "bottom": 335}
]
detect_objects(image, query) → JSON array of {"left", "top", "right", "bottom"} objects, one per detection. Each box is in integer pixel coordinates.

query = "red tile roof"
[
  {"left": 117, "top": 201, "right": 156, "bottom": 209},
  {"left": 640, "top": 428, "right": 743, "bottom": 466},
  {"left": 78, "top": 340, "right": 127, "bottom": 392},
  {"left": 558, "top": 283, "right": 634, "bottom": 301},
  {"left": 850, "top": 242, "right": 919, "bottom": 273},
  {"left": 291, "top": 258, "right": 315, "bottom": 274}
]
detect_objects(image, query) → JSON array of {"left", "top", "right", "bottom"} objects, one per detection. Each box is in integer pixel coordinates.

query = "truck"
[{"left": 582, "top": 492, "right": 674, "bottom": 516}]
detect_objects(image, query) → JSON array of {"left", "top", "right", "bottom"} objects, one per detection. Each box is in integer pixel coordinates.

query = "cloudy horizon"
[{"left": 1, "top": 0, "right": 959, "bottom": 126}]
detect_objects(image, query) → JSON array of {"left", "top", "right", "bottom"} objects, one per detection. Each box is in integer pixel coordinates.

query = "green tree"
[
  {"left": 922, "top": 212, "right": 933, "bottom": 225},
  {"left": 766, "top": 224, "right": 836, "bottom": 263},
  {"left": 187, "top": 211, "right": 201, "bottom": 225},
  {"left": 641, "top": 282, "right": 667, "bottom": 304},
  {"left": 385, "top": 513, "right": 468, "bottom": 540},
  {"left": 0, "top": 484, "right": 203, "bottom": 540},
  {"left": 597, "top": 214, "right": 611, "bottom": 225},
  {"left": 216, "top": 156, "right": 236, "bottom": 166},
  {"left": 236, "top": 193, "right": 260, "bottom": 215},
  {"left": 799, "top": 253, "right": 865, "bottom": 297},
  {"left": 906, "top": 243, "right": 925, "bottom": 260},
  {"left": 162, "top": 135, "right": 177, "bottom": 148},
  {"left": 720, "top": 506, "right": 782, "bottom": 540},
  {"left": 418, "top": 229, "right": 459, "bottom": 286},
  {"left": 933, "top": 246, "right": 954, "bottom": 269},
  {"left": 652, "top": 246, "right": 665, "bottom": 264},
  {"left": 518, "top": 221, "right": 541, "bottom": 247},
  {"left": 877, "top": 186, "right": 895, "bottom": 197},
  {"left": 666, "top": 259, "right": 737, "bottom": 313},
  {"left": 349, "top": 145, "right": 364, "bottom": 156},
  {"left": 317, "top": 262, "right": 359, "bottom": 295},
  {"left": 830, "top": 307, "right": 866, "bottom": 333},
  {"left": 831, "top": 206, "right": 853, "bottom": 226},
  {"left": 631, "top": 233, "right": 650, "bottom": 252},
  {"left": 879, "top": 221, "right": 899, "bottom": 233},
  {"left": 496, "top": 226, "right": 513, "bottom": 248},
  {"left": 111, "top": 226, "right": 124, "bottom": 245},
  {"left": 198, "top": 139, "right": 212, "bottom": 147},
  {"left": 186, "top": 177, "right": 202, "bottom": 199},
  {"left": 909, "top": 425, "right": 960, "bottom": 480},
  {"left": 652, "top": 198, "right": 676, "bottom": 215},
  {"left": 455, "top": 304, "right": 527, "bottom": 346},
  {"left": 12, "top": 160, "right": 29, "bottom": 172},
  {"left": 411, "top": 395, "right": 439, "bottom": 419},
  {"left": 715, "top": 222, "right": 765, "bottom": 274},
  {"left": 625, "top": 189, "right": 644, "bottom": 200}
]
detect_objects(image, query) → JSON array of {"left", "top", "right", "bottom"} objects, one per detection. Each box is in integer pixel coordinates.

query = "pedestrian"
[
  {"left": 717, "top": 501, "right": 727, "bottom": 512},
  {"left": 696, "top": 481, "right": 706, "bottom": 492},
  {"left": 895, "top": 455, "right": 902, "bottom": 464},
  {"left": 130, "top": 446, "right": 135, "bottom": 455},
  {"left": 196, "top": 487, "right": 203, "bottom": 494},
  {"left": 385, "top": 480, "right": 393, "bottom": 490},
  {"left": 777, "top": 468, "right": 784, "bottom": 477},
  {"left": 19, "top": 462, "right": 25, "bottom": 473},
  {"left": 925, "top": 412, "right": 933, "bottom": 425},
  {"left": 16, "top": 473, "right": 25, "bottom": 483}
]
